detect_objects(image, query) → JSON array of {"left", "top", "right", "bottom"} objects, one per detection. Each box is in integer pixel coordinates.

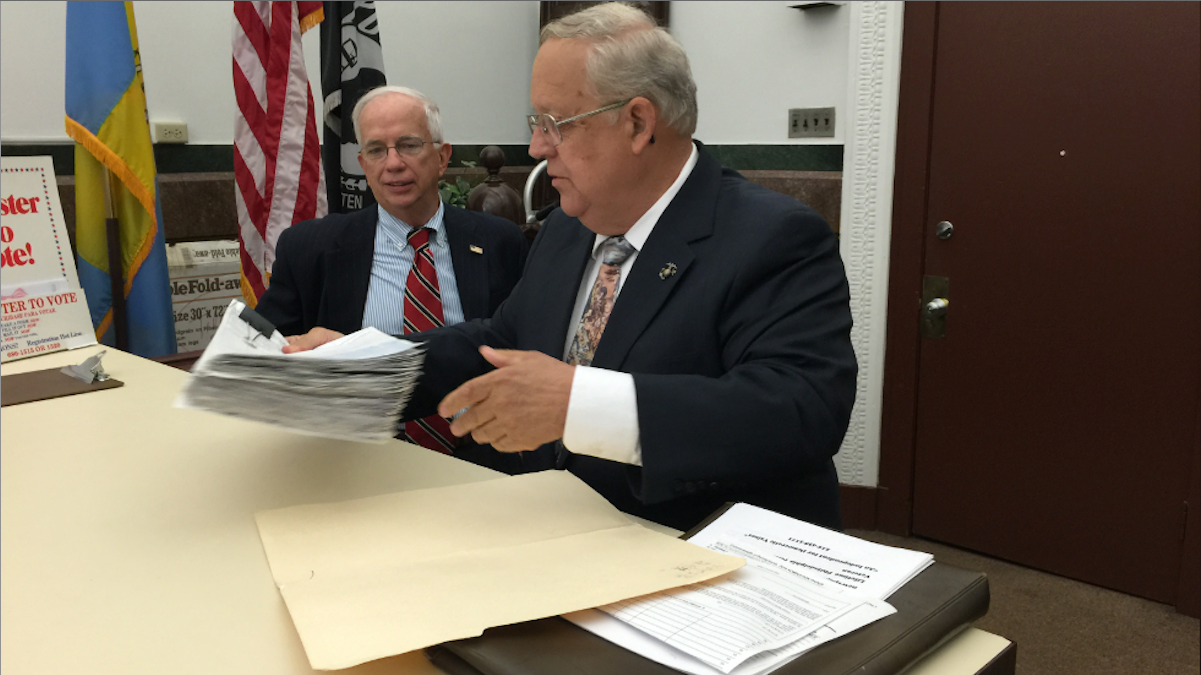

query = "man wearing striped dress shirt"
[{"left": 256, "top": 86, "right": 527, "bottom": 454}]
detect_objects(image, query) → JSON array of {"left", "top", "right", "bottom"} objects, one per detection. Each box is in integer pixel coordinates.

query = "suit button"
[
  {"left": 673, "top": 480, "right": 685, "bottom": 493},
  {"left": 709, "top": 482, "right": 720, "bottom": 491},
  {"left": 685, "top": 481, "right": 698, "bottom": 495}
]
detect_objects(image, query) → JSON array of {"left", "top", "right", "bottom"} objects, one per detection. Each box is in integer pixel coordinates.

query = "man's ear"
[
  {"left": 438, "top": 142, "right": 453, "bottom": 176},
  {"left": 628, "top": 97, "right": 658, "bottom": 154}
]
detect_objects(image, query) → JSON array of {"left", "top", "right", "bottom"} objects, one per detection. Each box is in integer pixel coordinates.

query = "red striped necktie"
[{"left": 402, "top": 228, "right": 457, "bottom": 454}]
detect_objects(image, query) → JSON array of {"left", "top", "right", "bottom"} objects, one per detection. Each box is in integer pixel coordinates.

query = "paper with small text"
[{"left": 567, "top": 503, "right": 934, "bottom": 675}]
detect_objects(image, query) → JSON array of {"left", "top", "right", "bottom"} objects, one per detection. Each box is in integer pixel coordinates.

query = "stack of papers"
[
  {"left": 176, "top": 300, "right": 424, "bottom": 442},
  {"left": 565, "top": 503, "right": 935, "bottom": 675}
]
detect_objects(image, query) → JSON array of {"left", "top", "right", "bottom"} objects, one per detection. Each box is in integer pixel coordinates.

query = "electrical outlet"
[
  {"left": 788, "top": 107, "right": 835, "bottom": 139},
  {"left": 153, "top": 122, "right": 188, "bottom": 144}
]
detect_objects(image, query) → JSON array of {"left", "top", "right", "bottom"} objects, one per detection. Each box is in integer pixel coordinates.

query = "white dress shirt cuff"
[{"left": 563, "top": 366, "right": 642, "bottom": 466}]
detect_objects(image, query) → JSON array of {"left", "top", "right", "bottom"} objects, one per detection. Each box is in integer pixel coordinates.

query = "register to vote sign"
[{"left": 1, "top": 156, "right": 96, "bottom": 363}]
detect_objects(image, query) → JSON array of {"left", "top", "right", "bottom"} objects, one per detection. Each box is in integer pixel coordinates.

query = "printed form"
[
  {"left": 599, "top": 540, "right": 862, "bottom": 672},
  {"left": 567, "top": 503, "right": 935, "bottom": 675},
  {"left": 690, "top": 504, "right": 934, "bottom": 599}
]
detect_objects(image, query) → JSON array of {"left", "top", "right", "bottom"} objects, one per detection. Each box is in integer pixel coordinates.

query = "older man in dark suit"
[
  {"left": 287, "top": 4, "right": 855, "bottom": 531},
  {"left": 257, "top": 86, "right": 526, "bottom": 453}
]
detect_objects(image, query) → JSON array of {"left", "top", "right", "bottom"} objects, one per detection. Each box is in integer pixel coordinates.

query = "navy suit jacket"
[
  {"left": 256, "top": 205, "right": 527, "bottom": 335},
  {"left": 404, "top": 144, "right": 857, "bottom": 531}
]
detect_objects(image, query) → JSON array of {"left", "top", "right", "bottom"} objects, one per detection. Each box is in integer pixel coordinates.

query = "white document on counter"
[
  {"left": 569, "top": 535, "right": 892, "bottom": 675},
  {"left": 567, "top": 598, "right": 894, "bottom": 675},
  {"left": 597, "top": 539, "right": 862, "bottom": 673},
  {"left": 565, "top": 503, "right": 934, "bottom": 675},
  {"left": 691, "top": 503, "right": 934, "bottom": 599}
]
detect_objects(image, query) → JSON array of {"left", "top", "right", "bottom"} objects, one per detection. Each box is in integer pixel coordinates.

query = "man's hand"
[
  {"left": 439, "top": 346, "right": 574, "bottom": 453},
  {"left": 282, "top": 327, "right": 344, "bottom": 353}
]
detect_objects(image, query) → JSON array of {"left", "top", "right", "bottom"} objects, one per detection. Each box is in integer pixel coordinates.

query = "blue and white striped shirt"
[{"left": 361, "top": 203, "right": 465, "bottom": 335}]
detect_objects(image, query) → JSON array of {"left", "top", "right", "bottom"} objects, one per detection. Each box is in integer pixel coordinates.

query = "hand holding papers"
[
  {"left": 176, "top": 300, "right": 424, "bottom": 442},
  {"left": 566, "top": 503, "right": 935, "bottom": 675}
]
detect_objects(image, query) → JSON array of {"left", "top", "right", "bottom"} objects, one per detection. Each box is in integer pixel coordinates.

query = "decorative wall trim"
[{"left": 835, "top": 1, "right": 905, "bottom": 487}]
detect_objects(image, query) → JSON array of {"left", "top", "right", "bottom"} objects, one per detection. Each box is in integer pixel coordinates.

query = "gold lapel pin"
[
  {"left": 469, "top": 245, "right": 484, "bottom": 254},
  {"left": 659, "top": 262, "right": 678, "bottom": 280}
]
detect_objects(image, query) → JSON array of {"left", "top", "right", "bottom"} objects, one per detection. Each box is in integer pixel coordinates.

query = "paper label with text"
[
  {"left": 1, "top": 288, "right": 97, "bottom": 363},
  {"left": 167, "top": 240, "right": 242, "bottom": 352}
]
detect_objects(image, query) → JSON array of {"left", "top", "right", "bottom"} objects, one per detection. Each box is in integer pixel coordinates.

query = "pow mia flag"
[{"left": 320, "top": 1, "right": 387, "bottom": 214}]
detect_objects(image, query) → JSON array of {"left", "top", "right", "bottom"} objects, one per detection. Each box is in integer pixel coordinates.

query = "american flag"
[{"left": 232, "top": 1, "right": 327, "bottom": 306}]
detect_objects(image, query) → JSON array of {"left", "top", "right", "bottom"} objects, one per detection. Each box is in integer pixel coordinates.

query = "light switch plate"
[{"left": 788, "top": 107, "right": 835, "bottom": 138}]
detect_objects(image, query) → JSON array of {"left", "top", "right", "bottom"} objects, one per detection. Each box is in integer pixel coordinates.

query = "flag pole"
[{"left": 101, "top": 166, "right": 129, "bottom": 351}]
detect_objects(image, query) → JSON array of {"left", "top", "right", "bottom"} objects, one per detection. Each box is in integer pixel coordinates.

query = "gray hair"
[
  {"left": 541, "top": 2, "right": 697, "bottom": 135},
  {"left": 351, "top": 86, "right": 445, "bottom": 144}
]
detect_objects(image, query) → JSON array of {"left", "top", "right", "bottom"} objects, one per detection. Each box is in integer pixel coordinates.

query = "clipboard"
[{"left": 1, "top": 367, "right": 124, "bottom": 407}]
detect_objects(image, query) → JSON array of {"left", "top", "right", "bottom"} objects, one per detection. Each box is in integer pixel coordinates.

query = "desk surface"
[{"left": 1, "top": 346, "right": 1011, "bottom": 674}]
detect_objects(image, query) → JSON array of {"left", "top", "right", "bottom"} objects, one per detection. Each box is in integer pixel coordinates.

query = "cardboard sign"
[
  {"left": 166, "top": 240, "right": 242, "bottom": 352},
  {"left": 1, "top": 156, "right": 80, "bottom": 290},
  {"left": 1, "top": 156, "right": 96, "bottom": 363}
]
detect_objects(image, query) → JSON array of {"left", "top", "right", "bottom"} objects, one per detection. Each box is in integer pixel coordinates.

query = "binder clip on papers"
[{"left": 237, "top": 304, "right": 290, "bottom": 348}]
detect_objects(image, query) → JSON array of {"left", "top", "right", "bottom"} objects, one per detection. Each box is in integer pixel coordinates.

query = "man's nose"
[
  {"left": 384, "top": 147, "right": 408, "bottom": 169},
  {"left": 528, "top": 129, "right": 555, "bottom": 161}
]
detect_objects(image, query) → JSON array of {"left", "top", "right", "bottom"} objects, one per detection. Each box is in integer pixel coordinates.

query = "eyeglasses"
[
  {"left": 526, "top": 99, "right": 632, "bottom": 147},
  {"left": 359, "top": 137, "right": 440, "bottom": 163}
]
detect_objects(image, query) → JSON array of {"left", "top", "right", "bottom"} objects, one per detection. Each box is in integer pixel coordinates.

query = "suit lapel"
[
  {"left": 444, "top": 207, "right": 490, "bottom": 321},
  {"left": 530, "top": 218, "right": 595, "bottom": 358},
  {"left": 591, "top": 145, "right": 722, "bottom": 370},
  {"left": 322, "top": 209, "right": 377, "bottom": 333}
]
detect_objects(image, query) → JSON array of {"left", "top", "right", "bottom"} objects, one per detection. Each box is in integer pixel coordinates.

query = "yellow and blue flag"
[{"left": 65, "top": 0, "right": 176, "bottom": 357}]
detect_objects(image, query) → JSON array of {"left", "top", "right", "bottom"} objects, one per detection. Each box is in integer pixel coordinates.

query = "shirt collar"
[
  {"left": 591, "top": 143, "right": 700, "bottom": 258},
  {"left": 377, "top": 201, "right": 447, "bottom": 245}
]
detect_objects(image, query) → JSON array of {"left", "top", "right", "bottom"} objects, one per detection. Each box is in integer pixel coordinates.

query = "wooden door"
[{"left": 908, "top": 2, "right": 1200, "bottom": 603}]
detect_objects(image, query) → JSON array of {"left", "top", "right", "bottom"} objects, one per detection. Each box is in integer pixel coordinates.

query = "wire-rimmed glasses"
[
  {"left": 526, "top": 99, "right": 632, "bottom": 147},
  {"left": 359, "top": 137, "right": 440, "bottom": 163}
]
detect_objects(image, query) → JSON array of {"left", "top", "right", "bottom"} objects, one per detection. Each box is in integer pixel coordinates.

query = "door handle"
[
  {"left": 921, "top": 276, "right": 950, "bottom": 338},
  {"left": 923, "top": 298, "right": 949, "bottom": 319}
]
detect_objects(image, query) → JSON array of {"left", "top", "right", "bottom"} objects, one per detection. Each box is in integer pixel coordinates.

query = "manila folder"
[{"left": 255, "top": 470, "right": 744, "bottom": 670}]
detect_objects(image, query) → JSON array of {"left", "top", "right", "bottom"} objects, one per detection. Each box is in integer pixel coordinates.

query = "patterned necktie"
[
  {"left": 401, "top": 228, "right": 456, "bottom": 454},
  {"left": 566, "top": 236, "right": 637, "bottom": 366}
]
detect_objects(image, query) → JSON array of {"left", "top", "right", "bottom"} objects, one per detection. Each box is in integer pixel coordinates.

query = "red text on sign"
[
  {"left": 0, "top": 243, "right": 35, "bottom": 267},
  {"left": 0, "top": 196, "right": 41, "bottom": 216}
]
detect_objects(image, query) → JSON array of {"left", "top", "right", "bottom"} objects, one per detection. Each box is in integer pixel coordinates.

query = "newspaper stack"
[{"left": 176, "top": 300, "right": 425, "bottom": 442}]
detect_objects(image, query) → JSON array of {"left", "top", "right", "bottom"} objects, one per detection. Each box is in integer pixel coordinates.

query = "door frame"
[
  {"left": 876, "top": 0, "right": 936, "bottom": 537},
  {"left": 875, "top": 2, "right": 1201, "bottom": 616}
]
